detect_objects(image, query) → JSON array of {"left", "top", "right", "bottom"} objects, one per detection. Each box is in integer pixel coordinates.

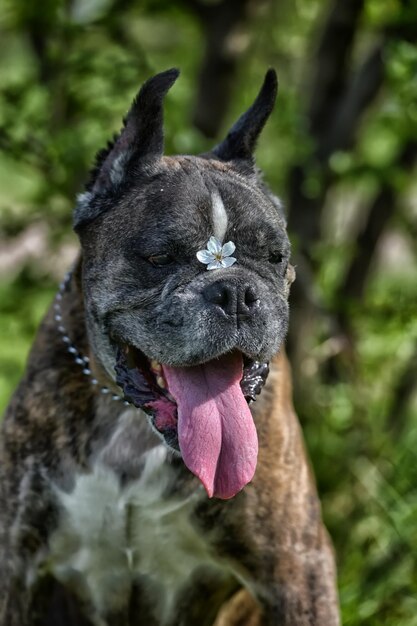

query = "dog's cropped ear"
[
  {"left": 74, "top": 68, "right": 179, "bottom": 229},
  {"left": 92, "top": 68, "right": 179, "bottom": 190},
  {"left": 212, "top": 69, "right": 277, "bottom": 165}
]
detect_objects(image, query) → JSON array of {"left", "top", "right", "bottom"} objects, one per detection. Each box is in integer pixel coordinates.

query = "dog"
[{"left": 0, "top": 68, "right": 340, "bottom": 626}]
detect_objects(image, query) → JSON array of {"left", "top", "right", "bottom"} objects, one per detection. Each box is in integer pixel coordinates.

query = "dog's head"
[{"left": 74, "top": 69, "right": 294, "bottom": 499}]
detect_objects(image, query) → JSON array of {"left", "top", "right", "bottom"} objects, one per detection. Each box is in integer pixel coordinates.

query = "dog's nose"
[{"left": 203, "top": 281, "right": 259, "bottom": 317}]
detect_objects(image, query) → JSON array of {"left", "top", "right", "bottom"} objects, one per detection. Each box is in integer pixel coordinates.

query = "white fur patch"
[
  {"left": 74, "top": 191, "right": 93, "bottom": 225},
  {"left": 211, "top": 191, "right": 228, "bottom": 242},
  {"left": 109, "top": 150, "right": 131, "bottom": 186},
  {"left": 76, "top": 191, "right": 92, "bottom": 209},
  {"left": 48, "top": 445, "right": 223, "bottom": 624}
]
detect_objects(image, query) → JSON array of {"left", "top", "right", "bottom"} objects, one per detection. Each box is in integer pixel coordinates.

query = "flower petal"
[
  {"left": 196, "top": 250, "right": 214, "bottom": 264},
  {"left": 207, "top": 236, "right": 222, "bottom": 254},
  {"left": 207, "top": 260, "right": 222, "bottom": 270},
  {"left": 221, "top": 241, "right": 235, "bottom": 257},
  {"left": 221, "top": 256, "right": 237, "bottom": 268}
]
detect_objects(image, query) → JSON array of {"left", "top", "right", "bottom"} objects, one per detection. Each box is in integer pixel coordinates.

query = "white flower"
[{"left": 196, "top": 236, "right": 237, "bottom": 270}]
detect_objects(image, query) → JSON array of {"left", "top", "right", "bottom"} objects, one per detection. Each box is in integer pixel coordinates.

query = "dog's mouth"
[{"left": 115, "top": 345, "right": 269, "bottom": 499}]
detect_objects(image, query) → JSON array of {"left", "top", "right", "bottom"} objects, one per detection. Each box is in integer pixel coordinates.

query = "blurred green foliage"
[{"left": 1, "top": 0, "right": 417, "bottom": 623}]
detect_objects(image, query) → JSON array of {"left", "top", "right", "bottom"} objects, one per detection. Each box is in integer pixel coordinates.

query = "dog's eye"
[
  {"left": 269, "top": 251, "right": 283, "bottom": 264},
  {"left": 148, "top": 254, "right": 174, "bottom": 267}
]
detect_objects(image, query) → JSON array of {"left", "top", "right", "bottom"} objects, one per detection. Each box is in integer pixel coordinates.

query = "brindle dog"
[{"left": 0, "top": 69, "right": 340, "bottom": 626}]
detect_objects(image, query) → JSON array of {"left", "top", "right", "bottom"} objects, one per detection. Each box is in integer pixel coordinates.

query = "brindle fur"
[{"left": 0, "top": 70, "right": 340, "bottom": 625}]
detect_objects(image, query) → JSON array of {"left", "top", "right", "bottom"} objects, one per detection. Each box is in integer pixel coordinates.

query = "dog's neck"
[{"left": 55, "top": 258, "right": 127, "bottom": 403}]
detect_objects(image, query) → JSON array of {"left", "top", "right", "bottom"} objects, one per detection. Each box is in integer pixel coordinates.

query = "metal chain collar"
[{"left": 54, "top": 271, "right": 129, "bottom": 405}]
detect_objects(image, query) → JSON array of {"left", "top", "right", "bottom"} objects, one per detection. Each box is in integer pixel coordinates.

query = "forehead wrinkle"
[
  {"left": 211, "top": 171, "right": 286, "bottom": 228},
  {"left": 211, "top": 191, "right": 228, "bottom": 242}
]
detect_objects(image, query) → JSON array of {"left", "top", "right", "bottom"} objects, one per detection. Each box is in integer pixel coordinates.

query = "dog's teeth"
[
  {"left": 156, "top": 376, "right": 166, "bottom": 389},
  {"left": 151, "top": 360, "right": 161, "bottom": 372}
]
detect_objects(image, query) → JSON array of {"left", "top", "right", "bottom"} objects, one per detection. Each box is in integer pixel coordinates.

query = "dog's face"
[
  {"left": 74, "top": 69, "right": 294, "bottom": 500},
  {"left": 79, "top": 158, "right": 290, "bottom": 368}
]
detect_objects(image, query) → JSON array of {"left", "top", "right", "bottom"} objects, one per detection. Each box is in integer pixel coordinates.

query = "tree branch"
[
  {"left": 386, "top": 338, "right": 417, "bottom": 437},
  {"left": 319, "top": 44, "right": 384, "bottom": 159},
  {"left": 337, "top": 141, "right": 417, "bottom": 314},
  {"left": 308, "top": 0, "right": 365, "bottom": 146},
  {"left": 183, "top": 0, "right": 255, "bottom": 138}
]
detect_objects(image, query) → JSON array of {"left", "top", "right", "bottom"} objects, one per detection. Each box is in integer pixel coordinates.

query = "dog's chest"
[{"left": 47, "top": 445, "right": 220, "bottom": 623}]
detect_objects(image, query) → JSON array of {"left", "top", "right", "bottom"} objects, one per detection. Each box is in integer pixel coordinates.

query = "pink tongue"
[{"left": 163, "top": 353, "right": 258, "bottom": 499}]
